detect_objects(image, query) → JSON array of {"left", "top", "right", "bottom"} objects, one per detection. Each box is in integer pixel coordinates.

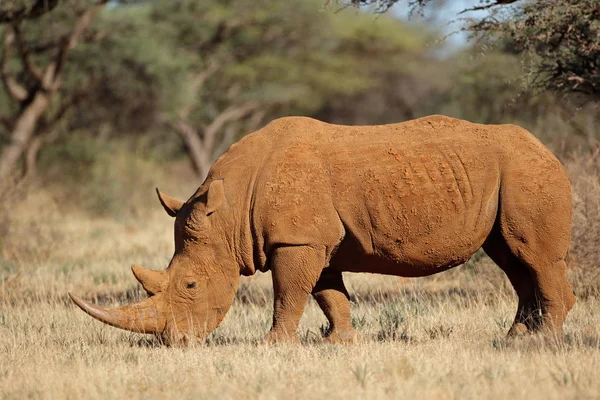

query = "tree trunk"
[
  {"left": 22, "top": 133, "right": 45, "bottom": 179},
  {"left": 174, "top": 121, "right": 211, "bottom": 180},
  {"left": 171, "top": 102, "right": 260, "bottom": 181},
  {"left": 0, "top": 92, "right": 50, "bottom": 181}
]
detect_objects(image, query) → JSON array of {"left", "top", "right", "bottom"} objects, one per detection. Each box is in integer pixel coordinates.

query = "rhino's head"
[{"left": 69, "top": 180, "right": 240, "bottom": 345}]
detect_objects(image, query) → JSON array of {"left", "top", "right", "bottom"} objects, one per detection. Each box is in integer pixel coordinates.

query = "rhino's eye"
[{"left": 186, "top": 282, "right": 197, "bottom": 289}]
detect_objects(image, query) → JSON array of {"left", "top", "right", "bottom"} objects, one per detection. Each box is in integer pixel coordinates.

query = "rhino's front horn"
[
  {"left": 131, "top": 264, "right": 167, "bottom": 295},
  {"left": 68, "top": 293, "right": 166, "bottom": 334}
]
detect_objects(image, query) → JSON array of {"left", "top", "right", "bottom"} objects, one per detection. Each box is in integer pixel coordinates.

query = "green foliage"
[
  {"left": 435, "top": 51, "right": 539, "bottom": 124},
  {"left": 351, "top": 314, "right": 367, "bottom": 331},
  {"left": 148, "top": 0, "right": 427, "bottom": 121},
  {"left": 1, "top": 0, "right": 443, "bottom": 215},
  {"left": 2, "top": 0, "right": 597, "bottom": 217},
  {"left": 430, "top": 45, "right": 599, "bottom": 150},
  {"left": 343, "top": 0, "right": 600, "bottom": 98},
  {"left": 61, "top": 4, "right": 195, "bottom": 131},
  {"left": 66, "top": 0, "right": 429, "bottom": 139},
  {"left": 39, "top": 134, "right": 166, "bottom": 218},
  {"left": 484, "top": 0, "right": 600, "bottom": 98},
  {"left": 0, "top": 0, "right": 434, "bottom": 163}
]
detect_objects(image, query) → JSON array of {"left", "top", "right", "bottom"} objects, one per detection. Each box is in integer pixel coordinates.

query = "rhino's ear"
[
  {"left": 156, "top": 188, "right": 184, "bottom": 217},
  {"left": 206, "top": 179, "right": 225, "bottom": 215}
]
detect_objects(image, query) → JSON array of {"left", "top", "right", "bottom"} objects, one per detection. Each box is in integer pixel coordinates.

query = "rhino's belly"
[
  {"left": 330, "top": 207, "right": 494, "bottom": 277},
  {"left": 331, "top": 179, "right": 499, "bottom": 276},
  {"left": 329, "top": 139, "right": 500, "bottom": 275},
  {"left": 330, "top": 239, "right": 472, "bottom": 277}
]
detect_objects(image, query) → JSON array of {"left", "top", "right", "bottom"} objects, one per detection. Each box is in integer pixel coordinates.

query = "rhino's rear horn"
[
  {"left": 156, "top": 188, "right": 183, "bottom": 217},
  {"left": 131, "top": 264, "right": 167, "bottom": 295}
]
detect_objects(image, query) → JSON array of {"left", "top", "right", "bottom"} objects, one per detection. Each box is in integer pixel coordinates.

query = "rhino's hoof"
[
  {"left": 324, "top": 330, "right": 362, "bottom": 344},
  {"left": 263, "top": 331, "right": 300, "bottom": 345},
  {"left": 507, "top": 322, "right": 529, "bottom": 337}
]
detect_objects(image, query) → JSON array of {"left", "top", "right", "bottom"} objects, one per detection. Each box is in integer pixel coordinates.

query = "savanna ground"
[{"left": 2, "top": 154, "right": 600, "bottom": 399}]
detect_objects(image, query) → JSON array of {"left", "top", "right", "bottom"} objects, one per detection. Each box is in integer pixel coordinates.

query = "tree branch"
[
  {"left": 212, "top": 107, "right": 267, "bottom": 158},
  {"left": 36, "top": 92, "right": 81, "bottom": 133},
  {"left": 198, "top": 19, "right": 246, "bottom": 54},
  {"left": 177, "top": 62, "right": 219, "bottom": 121},
  {"left": 458, "top": 0, "right": 520, "bottom": 15},
  {"left": 212, "top": 125, "right": 238, "bottom": 160},
  {"left": 171, "top": 119, "right": 211, "bottom": 177},
  {"left": 203, "top": 101, "right": 259, "bottom": 152},
  {"left": 0, "top": 0, "right": 60, "bottom": 23},
  {"left": 1, "top": 26, "right": 28, "bottom": 102},
  {"left": 12, "top": 24, "right": 43, "bottom": 82},
  {"left": 339, "top": 0, "right": 520, "bottom": 15},
  {"left": 0, "top": 117, "right": 12, "bottom": 131},
  {"left": 22, "top": 121, "right": 61, "bottom": 179},
  {"left": 47, "top": 0, "right": 108, "bottom": 89}
]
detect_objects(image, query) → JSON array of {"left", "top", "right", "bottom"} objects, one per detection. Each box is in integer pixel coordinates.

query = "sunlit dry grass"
[
  {"left": 2, "top": 155, "right": 600, "bottom": 399},
  {"left": 2, "top": 270, "right": 600, "bottom": 399}
]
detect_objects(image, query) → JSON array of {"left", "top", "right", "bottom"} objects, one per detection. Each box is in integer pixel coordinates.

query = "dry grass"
[{"left": 2, "top": 155, "right": 600, "bottom": 399}]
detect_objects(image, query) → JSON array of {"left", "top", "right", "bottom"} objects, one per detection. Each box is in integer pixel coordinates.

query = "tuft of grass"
[
  {"left": 377, "top": 302, "right": 410, "bottom": 342},
  {"left": 425, "top": 324, "right": 453, "bottom": 340},
  {"left": 350, "top": 363, "right": 370, "bottom": 388},
  {"left": 351, "top": 314, "right": 367, "bottom": 331}
]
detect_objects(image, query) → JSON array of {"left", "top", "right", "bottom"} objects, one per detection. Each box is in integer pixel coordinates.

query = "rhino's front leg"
[{"left": 264, "top": 245, "right": 326, "bottom": 344}]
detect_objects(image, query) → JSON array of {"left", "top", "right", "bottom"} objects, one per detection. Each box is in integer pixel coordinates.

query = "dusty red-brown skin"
[{"left": 70, "top": 115, "right": 576, "bottom": 344}]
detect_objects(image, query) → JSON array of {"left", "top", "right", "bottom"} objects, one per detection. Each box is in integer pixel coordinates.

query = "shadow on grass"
[{"left": 130, "top": 333, "right": 264, "bottom": 348}]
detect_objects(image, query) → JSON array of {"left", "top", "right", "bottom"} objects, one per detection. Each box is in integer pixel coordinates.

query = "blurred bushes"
[
  {"left": 38, "top": 135, "right": 169, "bottom": 219},
  {"left": 0, "top": 182, "right": 64, "bottom": 266},
  {"left": 0, "top": 0, "right": 599, "bottom": 292},
  {"left": 0, "top": 134, "right": 177, "bottom": 267},
  {"left": 566, "top": 154, "right": 600, "bottom": 297}
]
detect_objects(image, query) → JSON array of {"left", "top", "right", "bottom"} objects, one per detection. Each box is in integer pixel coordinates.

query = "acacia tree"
[
  {"left": 341, "top": 0, "right": 600, "bottom": 99},
  {"left": 476, "top": 0, "right": 600, "bottom": 98},
  {"left": 149, "top": 0, "right": 428, "bottom": 179},
  {"left": 153, "top": 0, "right": 338, "bottom": 178},
  {"left": 0, "top": 0, "right": 434, "bottom": 182},
  {"left": 0, "top": 0, "right": 108, "bottom": 181},
  {"left": 339, "top": 0, "right": 520, "bottom": 13}
]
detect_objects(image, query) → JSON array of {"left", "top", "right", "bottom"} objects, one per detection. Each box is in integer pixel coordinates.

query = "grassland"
[{"left": 2, "top": 155, "right": 600, "bottom": 399}]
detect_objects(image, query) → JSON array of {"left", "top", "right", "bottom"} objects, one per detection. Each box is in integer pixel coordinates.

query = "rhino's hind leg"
[
  {"left": 493, "top": 167, "right": 576, "bottom": 336},
  {"left": 483, "top": 231, "right": 543, "bottom": 334},
  {"left": 312, "top": 269, "right": 359, "bottom": 343},
  {"left": 529, "top": 259, "right": 575, "bottom": 333},
  {"left": 485, "top": 227, "right": 575, "bottom": 336},
  {"left": 264, "top": 245, "right": 327, "bottom": 344}
]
